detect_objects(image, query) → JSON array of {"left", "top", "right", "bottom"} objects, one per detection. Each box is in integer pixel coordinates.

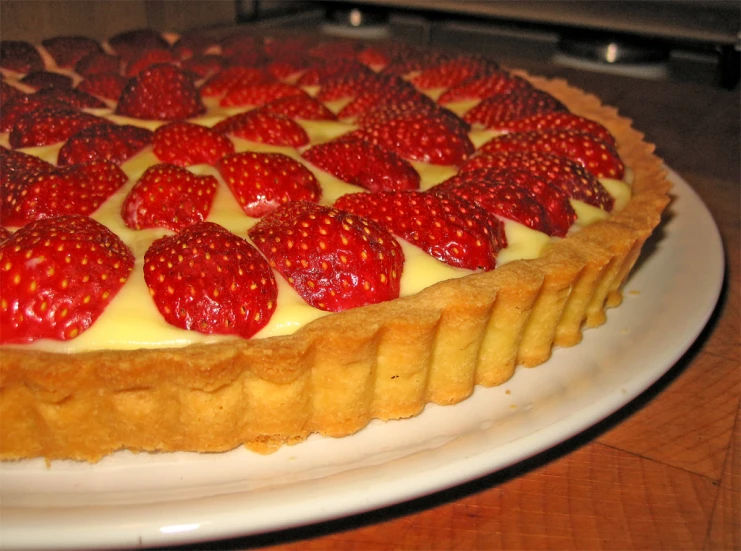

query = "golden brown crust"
[{"left": 0, "top": 71, "right": 671, "bottom": 463}]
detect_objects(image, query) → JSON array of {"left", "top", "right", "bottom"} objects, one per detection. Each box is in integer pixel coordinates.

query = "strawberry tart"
[{"left": 0, "top": 29, "right": 670, "bottom": 461}]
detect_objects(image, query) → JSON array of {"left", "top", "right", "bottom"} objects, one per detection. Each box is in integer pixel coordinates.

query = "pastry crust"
[{"left": 0, "top": 67, "right": 671, "bottom": 462}]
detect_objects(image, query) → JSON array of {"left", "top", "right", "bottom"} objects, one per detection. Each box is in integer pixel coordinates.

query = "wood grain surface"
[{"left": 159, "top": 45, "right": 740, "bottom": 551}]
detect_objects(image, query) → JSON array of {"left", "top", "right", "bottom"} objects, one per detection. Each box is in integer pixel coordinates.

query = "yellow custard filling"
[{"left": 1, "top": 106, "right": 630, "bottom": 353}]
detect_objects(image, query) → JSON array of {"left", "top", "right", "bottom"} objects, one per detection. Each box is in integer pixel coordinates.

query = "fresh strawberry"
[
  {"left": 0, "top": 94, "right": 62, "bottom": 133},
  {"left": 260, "top": 94, "right": 337, "bottom": 121},
  {"left": 180, "top": 53, "right": 225, "bottom": 79},
  {"left": 437, "top": 71, "right": 531, "bottom": 104},
  {"left": 0, "top": 40, "right": 44, "bottom": 73},
  {"left": 336, "top": 83, "right": 426, "bottom": 120},
  {"left": 302, "top": 138, "right": 420, "bottom": 193},
  {"left": 491, "top": 111, "right": 617, "bottom": 145},
  {"left": 316, "top": 72, "right": 411, "bottom": 103},
  {"left": 115, "top": 63, "right": 205, "bottom": 121},
  {"left": 248, "top": 201, "right": 404, "bottom": 312},
  {"left": 463, "top": 88, "right": 568, "bottom": 128},
  {"left": 19, "top": 71, "right": 73, "bottom": 91},
  {"left": 41, "top": 35, "right": 103, "bottom": 68},
  {"left": 152, "top": 121, "right": 234, "bottom": 166},
  {"left": 354, "top": 96, "right": 470, "bottom": 135},
  {"left": 0, "top": 81, "right": 24, "bottom": 107},
  {"left": 410, "top": 55, "right": 499, "bottom": 90},
  {"left": 57, "top": 123, "right": 153, "bottom": 166},
  {"left": 33, "top": 87, "right": 107, "bottom": 108},
  {"left": 354, "top": 111, "right": 474, "bottom": 166},
  {"left": 0, "top": 146, "right": 55, "bottom": 187},
  {"left": 213, "top": 110, "right": 309, "bottom": 148},
  {"left": 215, "top": 151, "right": 321, "bottom": 217},
  {"left": 1, "top": 160, "right": 127, "bottom": 226},
  {"left": 437, "top": 167, "right": 576, "bottom": 237},
  {"left": 335, "top": 190, "right": 504, "bottom": 270},
  {"left": 434, "top": 179, "right": 551, "bottom": 234},
  {"left": 74, "top": 52, "right": 122, "bottom": 76},
  {"left": 219, "top": 81, "right": 305, "bottom": 108},
  {"left": 108, "top": 28, "right": 170, "bottom": 61},
  {"left": 461, "top": 150, "right": 615, "bottom": 210},
  {"left": 124, "top": 48, "right": 176, "bottom": 76},
  {"left": 9, "top": 106, "right": 105, "bottom": 148},
  {"left": 143, "top": 221, "right": 276, "bottom": 338},
  {"left": 0, "top": 215, "right": 135, "bottom": 344},
  {"left": 296, "top": 58, "right": 372, "bottom": 86},
  {"left": 76, "top": 73, "right": 129, "bottom": 101},
  {"left": 479, "top": 129, "right": 625, "bottom": 179},
  {"left": 199, "top": 66, "right": 270, "bottom": 97},
  {"left": 121, "top": 163, "right": 217, "bottom": 231}
]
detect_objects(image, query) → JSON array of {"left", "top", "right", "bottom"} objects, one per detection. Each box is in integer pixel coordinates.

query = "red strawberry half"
[
  {"left": 354, "top": 111, "right": 474, "bottom": 166},
  {"left": 57, "top": 123, "right": 153, "bottom": 166},
  {"left": 336, "top": 84, "right": 427, "bottom": 121},
  {"left": 9, "top": 106, "right": 105, "bottom": 148},
  {"left": 480, "top": 129, "right": 625, "bottom": 179},
  {"left": 461, "top": 150, "right": 615, "bottom": 211},
  {"left": 34, "top": 87, "right": 107, "bottom": 109},
  {"left": 434, "top": 179, "right": 551, "bottom": 234},
  {"left": 121, "top": 163, "right": 217, "bottom": 231},
  {"left": 0, "top": 81, "right": 23, "bottom": 107},
  {"left": 41, "top": 35, "right": 103, "bottom": 68},
  {"left": 199, "top": 66, "right": 271, "bottom": 98},
  {"left": 260, "top": 94, "right": 337, "bottom": 121},
  {"left": 437, "top": 71, "right": 531, "bottom": 104},
  {"left": 144, "top": 221, "right": 276, "bottom": 338},
  {"left": 152, "top": 122, "right": 233, "bottom": 168},
  {"left": 335, "top": 190, "right": 504, "bottom": 270},
  {"left": 19, "top": 71, "right": 73, "bottom": 91},
  {"left": 213, "top": 110, "right": 309, "bottom": 148},
  {"left": 76, "top": 73, "right": 129, "bottom": 101},
  {"left": 302, "top": 138, "right": 420, "bottom": 193},
  {"left": 153, "top": 121, "right": 234, "bottom": 167},
  {"left": 0, "top": 94, "right": 71, "bottom": 133},
  {"left": 215, "top": 151, "right": 321, "bottom": 217},
  {"left": 0, "top": 40, "right": 44, "bottom": 73},
  {"left": 108, "top": 28, "right": 170, "bottom": 61},
  {"left": 0, "top": 215, "right": 135, "bottom": 344},
  {"left": 0, "top": 146, "right": 55, "bottom": 187},
  {"left": 74, "top": 52, "right": 122, "bottom": 76},
  {"left": 410, "top": 55, "right": 499, "bottom": 90},
  {"left": 116, "top": 63, "right": 205, "bottom": 121},
  {"left": 124, "top": 48, "right": 176, "bottom": 77},
  {"left": 437, "top": 167, "right": 576, "bottom": 237},
  {"left": 2, "top": 159, "right": 127, "bottom": 226},
  {"left": 248, "top": 201, "right": 404, "bottom": 312},
  {"left": 219, "top": 81, "right": 305, "bottom": 108},
  {"left": 463, "top": 88, "right": 568, "bottom": 128},
  {"left": 491, "top": 111, "right": 617, "bottom": 145}
]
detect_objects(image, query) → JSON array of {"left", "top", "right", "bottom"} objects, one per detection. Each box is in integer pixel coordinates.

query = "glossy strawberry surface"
[
  {"left": 249, "top": 201, "right": 404, "bottom": 312},
  {"left": 0, "top": 215, "right": 134, "bottom": 343}
]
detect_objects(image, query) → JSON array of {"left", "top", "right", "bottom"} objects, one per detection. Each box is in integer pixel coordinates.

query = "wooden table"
[{"left": 165, "top": 60, "right": 739, "bottom": 551}]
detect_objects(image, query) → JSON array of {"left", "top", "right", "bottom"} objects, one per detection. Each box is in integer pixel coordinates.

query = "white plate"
[{"left": 0, "top": 169, "right": 725, "bottom": 550}]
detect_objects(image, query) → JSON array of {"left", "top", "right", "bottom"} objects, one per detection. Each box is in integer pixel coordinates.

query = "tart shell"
[{"left": 0, "top": 73, "right": 671, "bottom": 462}]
